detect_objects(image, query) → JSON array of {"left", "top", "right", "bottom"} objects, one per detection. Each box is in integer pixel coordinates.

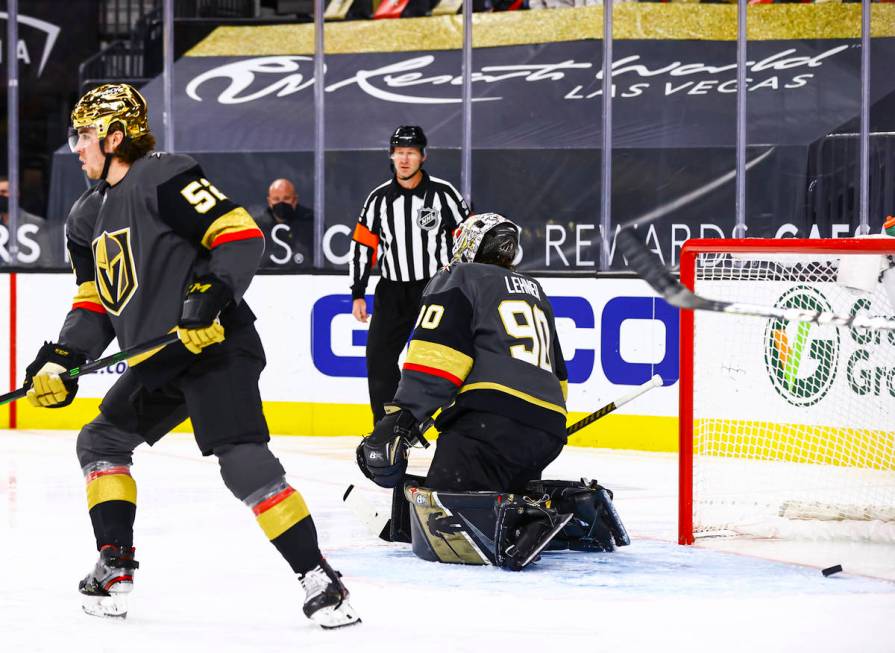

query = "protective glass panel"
[
  {"left": 470, "top": 3, "right": 604, "bottom": 275},
  {"left": 321, "top": 6, "right": 468, "bottom": 276},
  {"left": 3, "top": 0, "right": 104, "bottom": 268},
  {"left": 30, "top": 2, "right": 895, "bottom": 275},
  {"left": 870, "top": 0, "right": 895, "bottom": 236},
  {"left": 781, "top": 2, "right": 864, "bottom": 240},
  {"left": 606, "top": 2, "right": 741, "bottom": 272}
]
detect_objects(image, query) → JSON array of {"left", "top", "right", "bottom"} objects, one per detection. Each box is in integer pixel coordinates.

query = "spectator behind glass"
[
  {"left": 0, "top": 175, "right": 51, "bottom": 267},
  {"left": 257, "top": 178, "right": 314, "bottom": 269}
]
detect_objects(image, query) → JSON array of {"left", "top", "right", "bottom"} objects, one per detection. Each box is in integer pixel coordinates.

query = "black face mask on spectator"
[
  {"left": 0, "top": 196, "right": 8, "bottom": 213},
  {"left": 271, "top": 202, "right": 296, "bottom": 222}
]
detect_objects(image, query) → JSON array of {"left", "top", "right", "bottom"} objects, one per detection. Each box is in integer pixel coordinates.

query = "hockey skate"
[
  {"left": 299, "top": 558, "right": 361, "bottom": 629},
  {"left": 78, "top": 545, "right": 139, "bottom": 619}
]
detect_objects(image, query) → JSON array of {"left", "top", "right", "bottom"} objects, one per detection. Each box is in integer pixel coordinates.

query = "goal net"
[{"left": 678, "top": 238, "right": 895, "bottom": 544}]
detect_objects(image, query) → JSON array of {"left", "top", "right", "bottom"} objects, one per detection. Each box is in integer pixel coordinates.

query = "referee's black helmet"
[{"left": 389, "top": 126, "right": 427, "bottom": 155}]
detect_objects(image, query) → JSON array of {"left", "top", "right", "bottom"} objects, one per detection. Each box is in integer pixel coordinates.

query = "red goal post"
[{"left": 678, "top": 238, "right": 895, "bottom": 545}]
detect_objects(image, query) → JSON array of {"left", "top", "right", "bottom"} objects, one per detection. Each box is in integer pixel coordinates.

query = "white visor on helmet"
[{"left": 67, "top": 126, "right": 100, "bottom": 153}]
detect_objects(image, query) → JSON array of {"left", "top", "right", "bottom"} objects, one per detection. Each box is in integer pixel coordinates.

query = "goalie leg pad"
[
  {"left": 404, "top": 484, "right": 497, "bottom": 565},
  {"left": 403, "top": 484, "right": 572, "bottom": 570},
  {"left": 528, "top": 479, "right": 631, "bottom": 552}
]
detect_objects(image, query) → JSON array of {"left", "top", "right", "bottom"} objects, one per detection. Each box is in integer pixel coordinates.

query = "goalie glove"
[
  {"left": 24, "top": 342, "right": 87, "bottom": 408},
  {"left": 178, "top": 274, "right": 231, "bottom": 354},
  {"left": 356, "top": 406, "right": 421, "bottom": 489}
]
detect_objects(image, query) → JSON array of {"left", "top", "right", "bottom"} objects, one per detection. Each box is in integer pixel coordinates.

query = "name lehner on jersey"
[{"left": 504, "top": 273, "right": 541, "bottom": 300}]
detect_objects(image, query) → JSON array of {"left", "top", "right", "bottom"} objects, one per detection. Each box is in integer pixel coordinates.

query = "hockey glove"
[
  {"left": 178, "top": 274, "right": 231, "bottom": 354},
  {"left": 356, "top": 407, "right": 421, "bottom": 489},
  {"left": 24, "top": 342, "right": 86, "bottom": 408}
]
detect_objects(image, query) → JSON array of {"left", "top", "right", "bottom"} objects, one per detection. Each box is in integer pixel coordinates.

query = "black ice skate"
[
  {"left": 78, "top": 545, "right": 139, "bottom": 619},
  {"left": 299, "top": 558, "right": 361, "bottom": 629}
]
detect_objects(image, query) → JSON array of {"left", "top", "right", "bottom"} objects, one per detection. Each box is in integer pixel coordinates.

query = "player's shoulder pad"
[
  {"left": 511, "top": 269, "right": 546, "bottom": 295},
  {"left": 65, "top": 184, "right": 104, "bottom": 245},
  {"left": 465, "top": 263, "right": 545, "bottom": 299},
  {"left": 137, "top": 151, "right": 200, "bottom": 186},
  {"left": 456, "top": 262, "right": 506, "bottom": 283},
  {"left": 421, "top": 266, "right": 455, "bottom": 296},
  {"left": 424, "top": 262, "right": 496, "bottom": 297}
]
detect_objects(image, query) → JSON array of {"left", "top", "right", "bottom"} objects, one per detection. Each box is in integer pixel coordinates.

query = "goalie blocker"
[{"left": 401, "top": 478, "right": 629, "bottom": 570}]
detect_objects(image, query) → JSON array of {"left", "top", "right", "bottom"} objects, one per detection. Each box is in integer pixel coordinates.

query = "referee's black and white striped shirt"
[{"left": 349, "top": 171, "right": 470, "bottom": 299}]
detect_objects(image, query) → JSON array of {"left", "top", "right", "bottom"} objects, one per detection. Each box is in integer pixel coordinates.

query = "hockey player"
[
  {"left": 23, "top": 83, "right": 359, "bottom": 628},
  {"left": 356, "top": 213, "right": 629, "bottom": 569}
]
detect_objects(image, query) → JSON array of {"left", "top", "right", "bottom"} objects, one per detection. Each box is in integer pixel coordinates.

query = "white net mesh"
[{"left": 691, "top": 246, "right": 895, "bottom": 541}]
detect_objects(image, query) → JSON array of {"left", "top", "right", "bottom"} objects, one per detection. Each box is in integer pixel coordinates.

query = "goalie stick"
[
  {"left": 566, "top": 373, "right": 663, "bottom": 436},
  {"left": 0, "top": 332, "right": 181, "bottom": 407},
  {"left": 615, "top": 228, "right": 895, "bottom": 331},
  {"left": 342, "top": 484, "right": 392, "bottom": 541}
]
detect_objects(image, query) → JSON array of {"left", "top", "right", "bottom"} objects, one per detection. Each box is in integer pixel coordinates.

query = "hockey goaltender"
[{"left": 358, "top": 213, "right": 630, "bottom": 570}]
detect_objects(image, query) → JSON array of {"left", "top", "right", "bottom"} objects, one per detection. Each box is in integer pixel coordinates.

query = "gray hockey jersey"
[
  {"left": 394, "top": 262, "right": 569, "bottom": 438},
  {"left": 59, "top": 152, "right": 264, "bottom": 386}
]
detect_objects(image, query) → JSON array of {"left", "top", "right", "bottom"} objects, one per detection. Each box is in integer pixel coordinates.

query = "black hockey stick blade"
[
  {"left": 0, "top": 332, "right": 181, "bottom": 407},
  {"left": 615, "top": 228, "right": 704, "bottom": 310},
  {"left": 615, "top": 228, "right": 895, "bottom": 331}
]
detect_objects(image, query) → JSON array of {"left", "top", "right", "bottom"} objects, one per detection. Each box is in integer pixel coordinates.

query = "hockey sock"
[
  {"left": 245, "top": 478, "right": 322, "bottom": 575},
  {"left": 83, "top": 461, "right": 137, "bottom": 550}
]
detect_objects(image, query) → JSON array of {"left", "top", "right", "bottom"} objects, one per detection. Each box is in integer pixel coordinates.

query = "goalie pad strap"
[{"left": 527, "top": 478, "right": 631, "bottom": 552}]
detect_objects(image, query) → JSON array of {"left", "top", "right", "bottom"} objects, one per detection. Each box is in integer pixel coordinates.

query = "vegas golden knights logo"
[{"left": 93, "top": 228, "right": 139, "bottom": 315}]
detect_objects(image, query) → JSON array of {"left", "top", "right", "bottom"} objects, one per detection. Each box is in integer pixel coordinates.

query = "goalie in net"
[{"left": 357, "top": 213, "right": 630, "bottom": 570}]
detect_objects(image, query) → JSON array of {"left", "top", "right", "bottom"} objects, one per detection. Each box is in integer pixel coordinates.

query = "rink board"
[{"left": 3, "top": 272, "right": 679, "bottom": 449}]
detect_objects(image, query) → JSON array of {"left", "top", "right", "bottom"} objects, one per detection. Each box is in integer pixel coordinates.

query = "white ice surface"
[{"left": 1, "top": 430, "right": 894, "bottom": 653}]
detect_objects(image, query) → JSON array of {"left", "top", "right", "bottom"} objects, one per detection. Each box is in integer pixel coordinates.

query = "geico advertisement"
[
  {"left": 8, "top": 273, "right": 679, "bottom": 416},
  {"left": 693, "top": 282, "right": 895, "bottom": 430}
]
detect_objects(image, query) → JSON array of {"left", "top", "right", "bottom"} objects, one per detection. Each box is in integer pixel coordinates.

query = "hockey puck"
[{"left": 821, "top": 565, "right": 843, "bottom": 577}]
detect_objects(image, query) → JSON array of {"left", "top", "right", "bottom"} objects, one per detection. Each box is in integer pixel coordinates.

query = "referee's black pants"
[{"left": 366, "top": 277, "right": 428, "bottom": 425}]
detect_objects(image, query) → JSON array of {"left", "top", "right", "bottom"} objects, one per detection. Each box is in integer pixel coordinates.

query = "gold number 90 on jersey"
[{"left": 499, "top": 300, "right": 553, "bottom": 372}]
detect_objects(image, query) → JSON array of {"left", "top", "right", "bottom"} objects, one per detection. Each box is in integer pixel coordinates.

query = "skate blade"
[
  {"left": 520, "top": 512, "right": 575, "bottom": 569},
  {"left": 81, "top": 592, "right": 129, "bottom": 619},
  {"left": 310, "top": 601, "right": 362, "bottom": 630}
]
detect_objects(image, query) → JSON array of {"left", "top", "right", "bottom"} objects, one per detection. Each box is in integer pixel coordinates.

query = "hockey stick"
[
  {"left": 566, "top": 374, "right": 663, "bottom": 436},
  {"left": 615, "top": 228, "right": 895, "bottom": 331},
  {"left": 0, "top": 332, "right": 181, "bottom": 407},
  {"left": 342, "top": 484, "right": 392, "bottom": 541}
]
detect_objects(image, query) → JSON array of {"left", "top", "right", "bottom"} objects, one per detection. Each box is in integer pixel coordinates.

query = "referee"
[{"left": 350, "top": 125, "right": 470, "bottom": 424}]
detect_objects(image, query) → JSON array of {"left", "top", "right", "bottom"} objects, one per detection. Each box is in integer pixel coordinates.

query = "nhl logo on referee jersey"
[
  {"left": 92, "top": 228, "right": 139, "bottom": 315},
  {"left": 415, "top": 207, "right": 440, "bottom": 231}
]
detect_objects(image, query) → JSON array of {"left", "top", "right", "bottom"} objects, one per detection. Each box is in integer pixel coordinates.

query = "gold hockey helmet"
[{"left": 70, "top": 83, "right": 150, "bottom": 145}]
